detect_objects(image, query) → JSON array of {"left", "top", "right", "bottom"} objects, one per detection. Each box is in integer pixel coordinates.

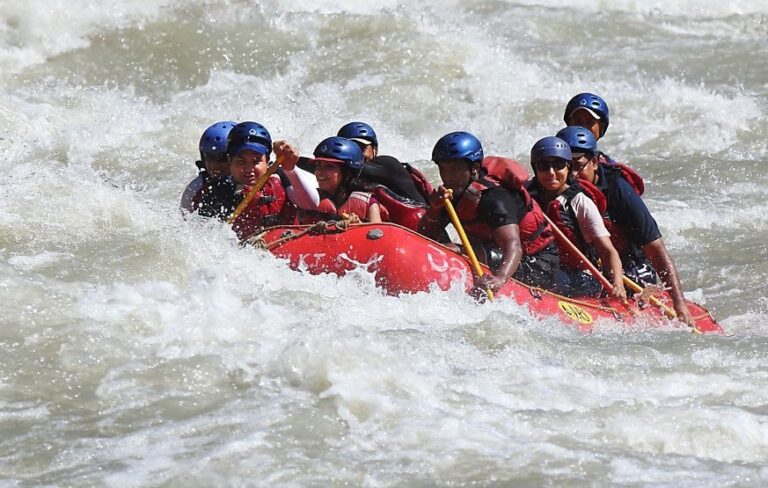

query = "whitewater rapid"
[{"left": 2, "top": 1, "right": 768, "bottom": 485}]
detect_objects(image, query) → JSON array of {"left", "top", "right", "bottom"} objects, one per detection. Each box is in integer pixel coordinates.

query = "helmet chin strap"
[
  {"left": 470, "top": 162, "right": 482, "bottom": 181},
  {"left": 458, "top": 163, "right": 481, "bottom": 195}
]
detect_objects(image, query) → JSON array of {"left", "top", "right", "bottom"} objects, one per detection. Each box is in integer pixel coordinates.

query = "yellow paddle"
[
  {"left": 542, "top": 214, "right": 616, "bottom": 294},
  {"left": 227, "top": 156, "right": 284, "bottom": 225},
  {"left": 621, "top": 276, "right": 676, "bottom": 319},
  {"left": 442, "top": 193, "right": 495, "bottom": 301},
  {"left": 543, "top": 213, "right": 692, "bottom": 326},
  {"left": 541, "top": 213, "right": 644, "bottom": 319}
]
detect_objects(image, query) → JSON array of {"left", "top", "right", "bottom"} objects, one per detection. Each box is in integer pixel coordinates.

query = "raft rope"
[
  {"left": 243, "top": 218, "right": 709, "bottom": 331},
  {"left": 243, "top": 214, "right": 362, "bottom": 250}
]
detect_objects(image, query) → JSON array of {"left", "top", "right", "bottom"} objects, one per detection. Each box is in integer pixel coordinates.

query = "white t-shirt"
[{"left": 555, "top": 191, "right": 610, "bottom": 243}]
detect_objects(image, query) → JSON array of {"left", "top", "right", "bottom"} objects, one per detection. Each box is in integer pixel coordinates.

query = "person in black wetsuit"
[
  {"left": 180, "top": 120, "right": 238, "bottom": 220},
  {"left": 336, "top": 122, "right": 429, "bottom": 204}
]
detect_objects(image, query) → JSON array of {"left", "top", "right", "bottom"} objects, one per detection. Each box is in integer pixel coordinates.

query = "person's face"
[
  {"left": 314, "top": 161, "right": 343, "bottom": 194},
  {"left": 203, "top": 154, "right": 229, "bottom": 179},
  {"left": 567, "top": 108, "right": 602, "bottom": 140},
  {"left": 533, "top": 158, "right": 570, "bottom": 193},
  {"left": 354, "top": 141, "right": 377, "bottom": 161},
  {"left": 571, "top": 153, "right": 598, "bottom": 184},
  {"left": 437, "top": 159, "right": 473, "bottom": 196},
  {"left": 229, "top": 150, "right": 268, "bottom": 185}
]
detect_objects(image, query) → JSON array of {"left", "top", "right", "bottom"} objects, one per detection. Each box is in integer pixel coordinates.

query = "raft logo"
[{"left": 558, "top": 301, "right": 593, "bottom": 325}]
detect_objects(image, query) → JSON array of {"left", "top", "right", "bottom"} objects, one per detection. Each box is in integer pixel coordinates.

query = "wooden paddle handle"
[
  {"left": 443, "top": 197, "right": 495, "bottom": 301},
  {"left": 227, "top": 156, "right": 284, "bottom": 224}
]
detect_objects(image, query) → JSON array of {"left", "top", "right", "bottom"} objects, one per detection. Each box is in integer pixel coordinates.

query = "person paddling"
[
  {"left": 417, "top": 131, "right": 559, "bottom": 292},
  {"left": 226, "top": 122, "right": 319, "bottom": 240},
  {"left": 557, "top": 125, "right": 694, "bottom": 326},
  {"left": 526, "top": 136, "right": 626, "bottom": 300}
]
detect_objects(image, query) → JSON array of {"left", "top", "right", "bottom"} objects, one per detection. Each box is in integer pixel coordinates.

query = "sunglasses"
[{"left": 533, "top": 159, "right": 568, "bottom": 172}]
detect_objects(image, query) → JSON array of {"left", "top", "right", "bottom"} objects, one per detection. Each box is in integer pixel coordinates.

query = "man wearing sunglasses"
[{"left": 557, "top": 126, "right": 694, "bottom": 326}]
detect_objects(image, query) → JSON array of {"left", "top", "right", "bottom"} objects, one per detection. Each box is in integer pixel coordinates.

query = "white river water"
[{"left": 1, "top": 1, "right": 768, "bottom": 486}]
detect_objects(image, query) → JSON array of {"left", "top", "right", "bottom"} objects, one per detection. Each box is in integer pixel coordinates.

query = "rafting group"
[{"left": 180, "top": 92, "right": 695, "bottom": 327}]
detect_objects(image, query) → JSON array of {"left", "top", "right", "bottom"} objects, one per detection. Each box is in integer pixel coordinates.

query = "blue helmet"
[
  {"left": 313, "top": 137, "right": 364, "bottom": 172},
  {"left": 227, "top": 121, "right": 272, "bottom": 157},
  {"left": 564, "top": 92, "right": 610, "bottom": 137},
  {"left": 337, "top": 122, "right": 378, "bottom": 148},
  {"left": 556, "top": 126, "right": 598, "bottom": 156},
  {"left": 530, "top": 136, "right": 572, "bottom": 164},
  {"left": 199, "top": 121, "right": 236, "bottom": 160},
  {"left": 432, "top": 131, "right": 484, "bottom": 164}
]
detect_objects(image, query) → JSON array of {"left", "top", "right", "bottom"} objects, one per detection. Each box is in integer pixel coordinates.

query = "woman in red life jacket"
[
  {"left": 527, "top": 136, "right": 626, "bottom": 300},
  {"left": 333, "top": 122, "right": 432, "bottom": 230},
  {"left": 226, "top": 122, "right": 319, "bottom": 241},
  {"left": 180, "top": 120, "right": 238, "bottom": 219},
  {"left": 417, "top": 131, "right": 560, "bottom": 293},
  {"left": 304, "top": 137, "right": 387, "bottom": 223},
  {"left": 558, "top": 125, "right": 694, "bottom": 326}
]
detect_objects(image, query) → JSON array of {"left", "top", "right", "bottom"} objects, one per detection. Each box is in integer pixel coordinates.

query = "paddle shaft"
[
  {"left": 542, "top": 214, "right": 615, "bottom": 293},
  {"left": 543, "top": 213, "right": 681, "bottom": 320},
  {"left": 227, "top": 156, "right": 284, "bottom": 225},
  {"left": 622, "top": 275, "right": 677, "bottom": 319},
  {"left": 443, "top": 198, "right": 495, "bottom": 301}
]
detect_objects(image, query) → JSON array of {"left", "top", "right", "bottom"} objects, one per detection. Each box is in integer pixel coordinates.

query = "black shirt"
[
  {"left": 359, "top": 155, "right": 427, "bottom": 204},
  {"left": 431, "top": 185, "right": 527, "bottom": 233},
  {"left": 476, "top": 186, "right": 527, "bottom": 230}
]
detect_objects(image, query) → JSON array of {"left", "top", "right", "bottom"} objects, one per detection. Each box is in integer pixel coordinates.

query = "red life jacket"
[
  {"left": 595, "top": 160, "right": 645, "bottom": 196},
  {"left": 532, "top": 180, "right": 607, "bottom": 271},
  {"left": 403, "top": 163, "right": 433, "bottom": 202},
  {"left": 453, "top": 165, "right": 554, "bottom": 257},
  {"left": 230, "top": 175, "right": 291, "bottom": 241},
  {"left": 298, "top": 191, "right": 390, "bottom": 224},
  {"left": 594, "top": 162, "right": 646, "bottom": 257},
  {"left": 372, "top": 186, "right": 425, "bottom": 231},
  {"left": 483, "top": 155, "right": 531, "bottom": 186}
]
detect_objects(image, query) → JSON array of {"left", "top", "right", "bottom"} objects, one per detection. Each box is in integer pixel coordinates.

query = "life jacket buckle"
[{"left": 529, "top": 287, "right": 543, "bottom": 300}]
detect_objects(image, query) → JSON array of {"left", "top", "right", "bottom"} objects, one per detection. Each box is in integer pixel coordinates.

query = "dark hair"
[{"left": 320, "top": 167, "right": 374, "bottom": 207}]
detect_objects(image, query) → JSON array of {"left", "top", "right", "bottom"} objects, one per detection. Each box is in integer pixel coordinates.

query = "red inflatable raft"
[{"left": 254, "top": 222, "right": 722, "bottom": 334}]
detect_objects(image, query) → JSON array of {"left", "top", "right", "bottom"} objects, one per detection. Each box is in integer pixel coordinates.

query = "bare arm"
[
  {"left": 592, "top": 235, "right": 627, "bottom": 300},
  {"left": 366, "top": 202, "right": 383, "bottom": 223},
  {"left": 272, "top": 140, "right": 320, "bottom": 208},
  {"left": 643, "top": 237, "right": 693, "bottom": 326},
  {"left": 476, "top": 223, "right": 523, "bottom": 292}
]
